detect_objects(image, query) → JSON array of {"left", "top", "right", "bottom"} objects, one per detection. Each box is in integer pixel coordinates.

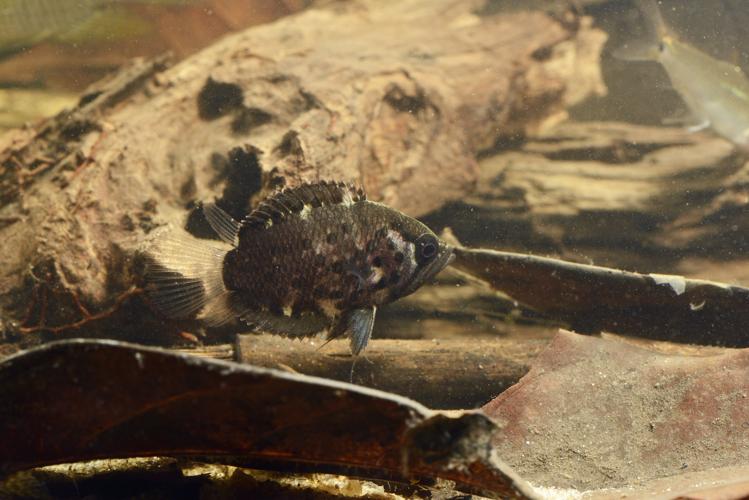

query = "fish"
[
  {"left": 615, "top": 0, "right": 749, "bottom": 149},
  {"left": 145, "top": 181, "right": 454, "bottom": 355}
]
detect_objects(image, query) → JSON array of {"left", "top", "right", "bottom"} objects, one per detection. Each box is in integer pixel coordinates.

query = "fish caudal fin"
[
  {"left": 143, "top": 227, "right": 237, "bottom": 326},
  {"left": 613, "top": 0, "right": 667, "bottom": 62}
]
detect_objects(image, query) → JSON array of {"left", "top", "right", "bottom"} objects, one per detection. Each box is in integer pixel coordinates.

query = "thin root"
[{"left": 19, "top": 285, "right": 143, "bottom": 335}]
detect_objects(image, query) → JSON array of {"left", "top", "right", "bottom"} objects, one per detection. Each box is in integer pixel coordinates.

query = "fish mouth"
[{"left": 401, "top": 244, "right": 454, "bottom": 297}]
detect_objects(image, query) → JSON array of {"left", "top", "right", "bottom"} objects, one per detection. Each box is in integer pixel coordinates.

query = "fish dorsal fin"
[
  {"left": 242, "top": 181, "right": 366, "bottom": 230},
  {"left": 203, "top": 202, "right": 240, "bottom": 246}
]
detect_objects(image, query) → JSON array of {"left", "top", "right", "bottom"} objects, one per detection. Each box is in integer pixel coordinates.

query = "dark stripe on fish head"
[{"left": 354, "top": 202, "right": 453, "bottom": 304}]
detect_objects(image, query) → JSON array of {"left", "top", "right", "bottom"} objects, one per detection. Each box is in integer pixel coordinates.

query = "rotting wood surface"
[
  {"left": 0, "top": 0, "right": 606, "bottom": 341},
  {"left": 236, "top": 335, "right": 548, "bottom": 409}
]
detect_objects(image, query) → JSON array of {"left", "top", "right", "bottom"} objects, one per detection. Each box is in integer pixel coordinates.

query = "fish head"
[{"left": 372, "top": 208, "right": 454, "bottom": 302}]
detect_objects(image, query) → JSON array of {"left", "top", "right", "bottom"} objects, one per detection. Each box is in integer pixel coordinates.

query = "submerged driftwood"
[
  {"left": 427, "top": 122, "right": 749, "bottom": 279},
  {"left": 0, "top": 0, "right": 605, "bottom": 340},
  {"left": 236, "top": 335, "right": 548, "bottom": 409}
]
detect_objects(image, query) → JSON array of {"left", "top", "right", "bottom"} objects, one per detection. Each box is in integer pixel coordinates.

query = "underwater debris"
[
  {"left": 484, "top": 330, "right": 749, "bottom": 491},
  {"left": 649, "top": 273, "right": 687, "bottom": 295},
  {"left": 450, "top": 245, "right": 749, "bottom": 346},
  {"left": 0, "top": 339, "right": 535, "bottom": 499}
]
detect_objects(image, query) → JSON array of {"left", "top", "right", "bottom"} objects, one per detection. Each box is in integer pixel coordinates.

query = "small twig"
[
  {"left": 22, "top": 161, "right": 53, "bottom": 179},
  {"left": 276, "top": 363, "right": 301, "bottom": 375},
  {"left": 73, "top": 130, "right": 107, "bottom": 177},
  {"left": 69, "top": 289, "right": 92, "bottom": 318},
  {"left": 178, "top": 331, "right": 200, "bottom": 344},
  {"left": 19, "top": 286, "right": 143, "bottom": 335}
]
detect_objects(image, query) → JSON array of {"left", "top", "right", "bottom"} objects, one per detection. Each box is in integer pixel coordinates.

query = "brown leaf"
[
  {"left": 483, "top": 330, "right": 749, "bottom": 492},
  {"left": 0, "top": 339, "right": 535, "bottom": 499}
]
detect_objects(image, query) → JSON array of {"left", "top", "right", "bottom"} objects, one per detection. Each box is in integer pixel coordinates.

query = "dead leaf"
[
  {"left": 0, "top": 339, "right": 534, "bottom": 499},
  {"left": 483, "top": 330, "right": 749, "bottom": 492}
]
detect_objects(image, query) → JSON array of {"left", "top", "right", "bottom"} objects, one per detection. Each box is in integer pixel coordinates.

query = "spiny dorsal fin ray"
[{"left": 241, "top": 181, "right": 366, "bottom": 230}]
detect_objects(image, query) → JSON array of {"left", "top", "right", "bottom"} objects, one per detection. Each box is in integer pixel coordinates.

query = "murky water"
[{"left": 1, "top": 1, "right": 749, "bottom": 497}]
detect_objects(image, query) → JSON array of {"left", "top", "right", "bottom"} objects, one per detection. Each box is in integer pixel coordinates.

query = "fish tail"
[
  {"left": 613, "top": 0, "right": 668, "bottom": 62},
  {"left": 142, "top": 227, "right": 236, "bottom": 327}
]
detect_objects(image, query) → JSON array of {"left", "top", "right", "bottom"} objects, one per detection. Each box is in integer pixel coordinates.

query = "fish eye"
[
  {"left": 415, "top": 234, "right": 438, "bottom": 264},
  {"left": 658, "top": 42, "right": 665, "bottom": 52}
]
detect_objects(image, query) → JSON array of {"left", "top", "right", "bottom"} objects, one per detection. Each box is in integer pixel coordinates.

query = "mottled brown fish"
[{"left": 146, "top": 181, "right": 453, "bottom": 354}]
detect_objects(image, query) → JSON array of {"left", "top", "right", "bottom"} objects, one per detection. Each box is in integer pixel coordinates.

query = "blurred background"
[
  {"left": 4, "top": 0, "right": 749, "bottom": 131},
  {"left": 0, "top": 0, "right": 310, "bottom": 130}
]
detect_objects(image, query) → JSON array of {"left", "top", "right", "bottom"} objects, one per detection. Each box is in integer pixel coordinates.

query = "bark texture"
[{"left": 0, "top": 0, "right": 605, "bottom": 340}]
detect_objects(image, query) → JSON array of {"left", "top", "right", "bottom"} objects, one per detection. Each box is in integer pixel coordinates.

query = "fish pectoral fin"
[
  {"left": 350, "top": 306, "right": 376, "bottom": 355},
  {"left": 203, "top": 202, "right": 240, "bottom": 246},
  {"left": 661, "top": 108, "right": 710, "bottom": 133},
  {"left": 330, "top": 306, "right": 376, "bottom": 356},
  {"left": 240, "top": 309, "right": 328, "bottom": 337}
]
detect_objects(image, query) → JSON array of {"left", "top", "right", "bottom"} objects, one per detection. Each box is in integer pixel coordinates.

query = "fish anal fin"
[
  {"left": 661, "top": 106, "right": 694, "bottom": 126},
  {"left": 663, "top": 107, "right": 711, "bottom": 133},
  {"left": 686, "top": 119, "right": 711, "bottom": 133},
  {"left": 203, "top": 202, "right": 240, "bottom": 246}
]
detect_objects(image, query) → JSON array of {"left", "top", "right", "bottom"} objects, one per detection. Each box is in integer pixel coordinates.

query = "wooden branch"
[{"left": 235, "top": 335, "right": 548, "bottom": 409}]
